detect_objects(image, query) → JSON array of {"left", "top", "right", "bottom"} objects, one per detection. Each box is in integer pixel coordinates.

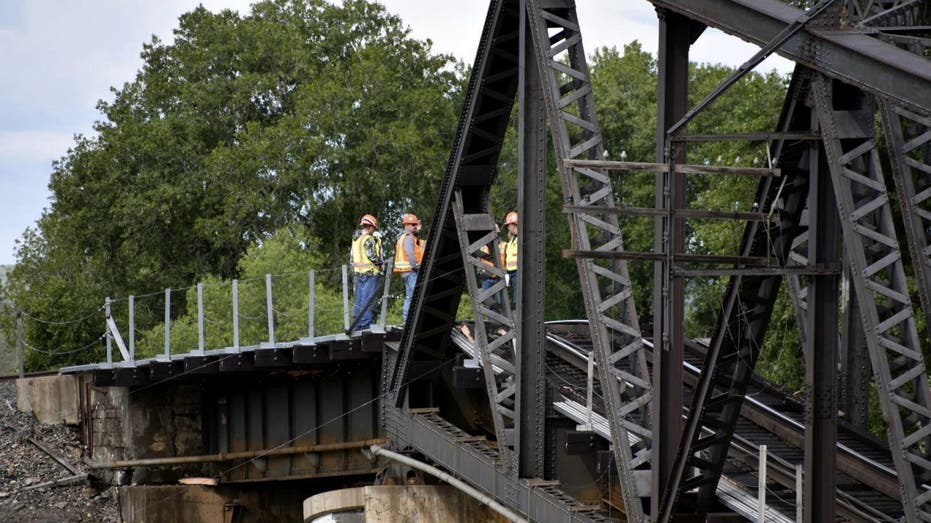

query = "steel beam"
[
  {"left": 658, "top": 67, "right": 815, "bottom": 519},
  {"left": 390, "top": 0, "right": 521, "bottom": 406},
  {"left": 653, "top": 9, "right": 691, "bottom": 519},
  {"left": 526, "top": 1, "right": 650, "bottom": 520},
  {"left": 451, "top": 193, "right": 518, "bottom": 467},
  {"left": 647, "top": 0, "right": 931, "bottom": 115},
  {"left": 879, "top": 102, "right": 931, "bottom": 356},
  {"left": 804, "top": 102, "right": 839, "bottom": 523},
  {"left": 812, "top": 73, "right": 931, "bottom": 522},
  {"left": 517, "top": 0, "right": 547, "bottom": 480}
]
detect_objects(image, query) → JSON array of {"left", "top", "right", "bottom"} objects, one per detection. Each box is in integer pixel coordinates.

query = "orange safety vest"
[
  {"left": 479, "top": 242, "right": 504, "bottom": 271},
  {"left": 503, "top": 236, "right": 518, "bottom": 271},
  {"left": 351, "top": 233, "right": 383, "bottom": 274},
  {"left": 393, "top": 232, "right": 425, "bottom": 273}
]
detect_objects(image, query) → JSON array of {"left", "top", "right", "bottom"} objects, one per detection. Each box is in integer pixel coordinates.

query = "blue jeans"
[
  {"left": 353, "top": 273, "right": 380, "bottom": 330},
  {"left": 480, "top": 276, "right": 502, "bottom": 311},
  {"left": 401, "top": 271, "right": 418, "bottom": 322},
  {"left": 508, "top": 270, "right": 518, "bottom": 309}
]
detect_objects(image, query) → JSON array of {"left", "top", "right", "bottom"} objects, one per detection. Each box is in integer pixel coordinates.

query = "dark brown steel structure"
[
  {"left": 386, "top": 0, "right": 931, "bottom": 522},
  {"left": 56, "top": 1, "right": 931, "bottom": 521}
]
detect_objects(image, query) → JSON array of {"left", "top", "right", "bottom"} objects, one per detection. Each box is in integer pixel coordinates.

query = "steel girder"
[
  {"left": 805, "top": 76, "right": 842, "bottom": 523},
  {"left": 880, "top": 102, "right": 931, "bottom": 350},
  {"left": 525, "top": 1, "right": 650, "bottom": 521},
  {"left": 516, "top": 0, "right": 548, "bottom": 479},
  {"left": 647, "top": 0, "right": 931, "bottom": 116},
  {"left": 657, "top": 68, "right": 815, "bottom": 519},
  {"left": 451, "top": 192, "right": 518, "bottom": 466},
  {"left": 812, "top": 74, "right": 931, "bottom": 522},
  {"left": 846, "top": 0, "right": 923, "bottom": 24},
  {"left": 390, "top": 0, "right": 521, "bottom": 411}
]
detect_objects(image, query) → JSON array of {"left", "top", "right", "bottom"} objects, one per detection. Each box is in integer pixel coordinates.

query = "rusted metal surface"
[{"left": 90, "top": 438, "right": 385, "bottom": 469}]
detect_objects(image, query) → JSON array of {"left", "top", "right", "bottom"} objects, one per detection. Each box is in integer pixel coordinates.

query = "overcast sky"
[{"left": 0, "top": 0, "right": 793, "bottom": 266}]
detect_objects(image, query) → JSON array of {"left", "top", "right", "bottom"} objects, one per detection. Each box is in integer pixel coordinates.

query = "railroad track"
[{"left": 543, "top": 320, "right": 904, "bottom": 522}]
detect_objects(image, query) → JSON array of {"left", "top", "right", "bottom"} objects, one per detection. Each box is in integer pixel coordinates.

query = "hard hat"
[
  {"left": 359, "top": 214, "right": 378, "bottom": 229},
  {"left": 504, "top": 211, "right": 518, "bottom": 226},
  {"left": 402, "top": 213, "right": 421, "bottom": 225}
]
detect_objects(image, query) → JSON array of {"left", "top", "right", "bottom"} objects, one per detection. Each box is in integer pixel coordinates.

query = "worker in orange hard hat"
[
  {"left": 350, "top": 214, "right": 384, "bottom": 330},
  {"left": 394, "top": 213, "right": 425, "bottom": 322},
  {"left": 502, "top": 211, "right": 518, "bottom": 306}
]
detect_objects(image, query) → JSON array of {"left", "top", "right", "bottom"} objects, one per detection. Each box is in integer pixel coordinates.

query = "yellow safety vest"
[
  {"left": 351, "top": 233, "right": 383, "bottom": 274},
  {"left": 504, "top": 236, "right": 518, "bottom": 271},
  {"left": 394, "top": 232, "right": 425, "bottom": 273}
]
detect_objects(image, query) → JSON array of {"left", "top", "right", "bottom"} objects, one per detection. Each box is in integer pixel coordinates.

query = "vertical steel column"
[
  {"left": 804, "top": 119, "right": 839, "bottom": 523},
  {"left": 517, "top": 0, "right": 546, "bottom": 480},
  {"left": 659, "top": 68, "right": 815, "bottom": 519},
  {"left": 653, "top": 9, "right": 689, "bottom": 517},
  {"left": 813, "top": 74, "right": 931, "bottom": 522}
]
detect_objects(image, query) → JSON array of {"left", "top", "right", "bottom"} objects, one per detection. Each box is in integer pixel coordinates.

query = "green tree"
[{"left": 5, "top": 0, "right": 461, "bottom": 368}]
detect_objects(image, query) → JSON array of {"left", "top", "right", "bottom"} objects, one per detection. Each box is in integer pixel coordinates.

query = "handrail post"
[
  {"left": 164, "top": 288, "right": 171, "bottom": 358},
  {"left": 795, "top": 464, "right": 803, "bottom": 523},
  {"left": 308, "top": 270, "right": 316, "bottom": 338},
  {"left": 266, "top": 273, "right": 275, "bottom": 345},
  {"left": 232, "top": 279, "right": 240, "bottom": 350},
  {"left": 15, "top": 310, "right": 24, "bottom": 378},
  {"left": 105, "top": 297, "right": 113, "bottom": 364},
  {"left": 378, "top": 260, "right": 393, "bottom": 327},
  {"left": 128, "top": 295, "right": 135, "bottom": 363},
  {"left": 197, "top": 283, "right": 205, "bottom": 353},
  {"left": 343, "top": 264, "right": 351, "bottom": 332},
  {"left": 759, "top": 444, "right": 768, "bottom": 521},
  {"left": 586, "top": 350, "right": 594, "bottom": 431}
]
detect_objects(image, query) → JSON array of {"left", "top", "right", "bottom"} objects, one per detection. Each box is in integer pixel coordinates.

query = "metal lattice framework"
[
  {"left": 812, "top": 73, "right": 931, "bottom": 522},
  {"left": 880, "top": 102, "right": 931, "bottom": 344},
  {"left": 847, "top": 0, "right": 926, "bottom": 28},
  {"left": 657, "top": 68, "right": 816, "bottom": 519},
  {"left": 525, "top": 1, "right": 651, "bottom": 520},
  {"left": 451, "top": 192, "right": 517, "bottom": 463},
  {"left": 382, "top": 0, "right": 931, "bottom": 521},
  {"left": 390, "top": 0, "right": 521, "bottom": 412}
]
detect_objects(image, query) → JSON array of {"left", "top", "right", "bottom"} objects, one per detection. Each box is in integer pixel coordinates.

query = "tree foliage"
[
  {"left": 5, "top": 1, "right": 801, "bottom": 397},
  {"left": 4, "top": 0, "right": 461, "bottom": 369}
]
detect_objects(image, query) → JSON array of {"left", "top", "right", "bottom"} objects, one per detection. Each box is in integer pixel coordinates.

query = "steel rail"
[{"left": 541, "top": 321, "right": 906, "bottom": 520}]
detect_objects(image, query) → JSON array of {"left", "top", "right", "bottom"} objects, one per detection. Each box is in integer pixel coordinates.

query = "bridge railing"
[{"left": 100, "top": 263, "right": 403, "bottom": 366}]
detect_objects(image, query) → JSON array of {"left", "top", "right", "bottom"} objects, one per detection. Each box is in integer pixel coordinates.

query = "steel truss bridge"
[{"left": 61, "top": 0, "right": 931, "bottom": 521}]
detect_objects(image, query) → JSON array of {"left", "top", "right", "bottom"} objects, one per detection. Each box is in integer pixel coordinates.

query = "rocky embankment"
[{"left": 0, "top": 380, "right": 120, "bottom": 522}]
